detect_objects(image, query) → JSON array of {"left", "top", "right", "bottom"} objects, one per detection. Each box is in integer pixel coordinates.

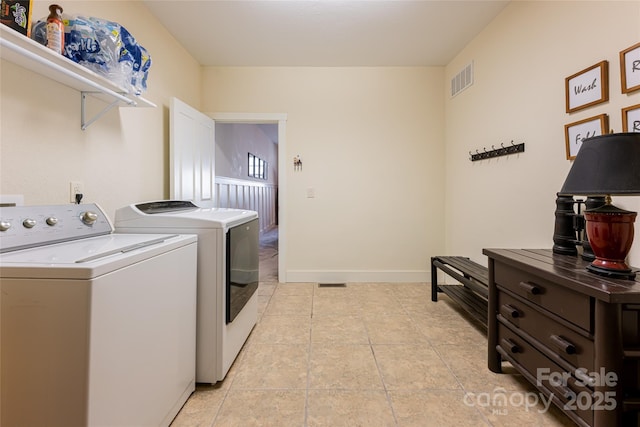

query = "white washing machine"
[
  {"left": 115, "top": 200, "right": 259, "bottom": 384},
  {"left": 0, "top": 203, "right": 198, "bottom": 427}
]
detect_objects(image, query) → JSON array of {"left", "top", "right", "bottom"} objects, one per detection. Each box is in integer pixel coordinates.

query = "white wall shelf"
[{"left": 0, "top": 25, "right": 156, "bottom": 130}]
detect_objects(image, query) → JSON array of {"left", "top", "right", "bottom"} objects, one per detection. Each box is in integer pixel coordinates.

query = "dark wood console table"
[{"left": 484, "top": 248, "right": 640, "bottom": 427}]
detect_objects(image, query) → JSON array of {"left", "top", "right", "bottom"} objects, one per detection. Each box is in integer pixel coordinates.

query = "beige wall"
[
  {"left": 203, "top": 67, "right": 445, "bottom": 282},
  {"left": 3, "top": 1, "right": 640, "bottom": 279},
  {"left": 445, "top": 0, "right": 640, "bottom": 266},
  {"left": 0, "top": 0, "right": 202, "bottom": 219}
]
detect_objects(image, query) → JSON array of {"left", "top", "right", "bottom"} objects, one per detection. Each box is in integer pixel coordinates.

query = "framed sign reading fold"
[
  {"left": 565, "top": 61, "right": 609, "bottom": 113},
  {"left": 622, "top": 104, "right": 640, "bottom": 133},
  {"left": 620, "top": 42, "right": 640, "bottom": 94},
  {"left": 564, "top": 114, "right": 609, "bottom": 160}
]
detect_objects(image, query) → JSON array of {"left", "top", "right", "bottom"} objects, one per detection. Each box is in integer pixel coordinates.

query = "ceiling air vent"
[{"left": 451, "top": 61, "right": 474, "bottom": 98}]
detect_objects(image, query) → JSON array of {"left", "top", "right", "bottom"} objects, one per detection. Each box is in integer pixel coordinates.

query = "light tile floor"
[{"left": 170, "top": 279, "right": 577, "bottom": 426}]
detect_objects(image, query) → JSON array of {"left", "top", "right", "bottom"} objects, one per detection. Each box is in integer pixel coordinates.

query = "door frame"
[{"left": 209, "top": 112, "right": 287, "bottom": 283}]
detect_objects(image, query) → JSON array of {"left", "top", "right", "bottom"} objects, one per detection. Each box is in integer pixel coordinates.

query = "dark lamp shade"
[{"left": 560, "top": 133, "right": 640, "bottom": 196}]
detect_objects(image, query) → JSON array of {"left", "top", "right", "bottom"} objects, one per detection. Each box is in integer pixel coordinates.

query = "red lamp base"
[{"left": 584, "top": 204, "right": 637, "bottom": 280}]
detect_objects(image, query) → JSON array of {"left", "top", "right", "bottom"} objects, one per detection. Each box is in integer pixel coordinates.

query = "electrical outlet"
[{"left": 69, "top": 181, "right": 84, "bottom": 203}]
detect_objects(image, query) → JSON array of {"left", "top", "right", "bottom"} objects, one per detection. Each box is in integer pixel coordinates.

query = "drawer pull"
[
  {"left": 518, "top": 281, "right": 542, "bottom": 295},
  {"left": 550, "top": 335, "right": 576, "bottom": 355},
  {"left": 500, "top": 338, "right": 520, "bottom": 354},
  {"left": 574, "top": 368, "right": 596, "bottom": 387},
  {"left": 555, "top": 385, "right": 576, "bottom": 401},
  {"left": 500, "top": 304, "right": 521, "bottom": 319}
]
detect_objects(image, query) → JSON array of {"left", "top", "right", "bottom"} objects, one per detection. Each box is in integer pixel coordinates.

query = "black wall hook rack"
[{"left": 469, "top": 140, "right": 525, "bottom": 162}]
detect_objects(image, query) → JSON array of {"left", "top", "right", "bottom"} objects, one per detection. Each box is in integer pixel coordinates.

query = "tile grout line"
[
  {"left": 428, "top": 327, "right": 496, "bottom": 426},
  {"left": 303, "top": 283, "right": 317, "bottom": 427},
  {"left": 208, "top": 281, "right": 277, "bottom": 427},
  {"left": 364, "top": 288, "right": 401, "bottom": 427},
  {"left": 207, "top": 312, "right": 260, "bottom": 427}
]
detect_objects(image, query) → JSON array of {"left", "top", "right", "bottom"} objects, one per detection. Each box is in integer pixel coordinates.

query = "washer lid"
[{"left": 0, "top": 233, "right": 197, "bottom": 279}]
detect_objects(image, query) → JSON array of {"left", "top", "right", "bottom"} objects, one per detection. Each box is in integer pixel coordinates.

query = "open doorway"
[
  {"left": 214, "top": 121, "right": 279, "bottom": 282},
  {"left": 209, "top": 113, "right": 287, "bottom": 283},
  {"left": 259, "top": 226, "right": 278, "bottom": 282}
]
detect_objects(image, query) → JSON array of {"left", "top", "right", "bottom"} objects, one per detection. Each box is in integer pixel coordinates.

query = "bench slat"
[
  {"left": 431, "top": 255, "right": 489, "bottom": 329},
  {"left": 432, "top": 259, "right": 489, "bottom": 298},
  {"left": 436, "top": 256, "right": 489, "bottom": 284},
  {"left": 439, "top": 285, "right": 488, "bottom": 327},
  {"left": 440, "top": 286, "right": 487, "bottom": 314}
]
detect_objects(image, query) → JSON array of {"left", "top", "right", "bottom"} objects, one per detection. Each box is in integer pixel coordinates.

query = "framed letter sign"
[
  {"left": 622, "top": 104, "right": 640, "bottom": 133},
  {"left": 564, "top": 114, "right": 609, "bottom": 160},
  {"left": 565, "top": 61, "right": 609, "bottom": 113},
  {"left": 620, "top": 42, "right": 640, "bottom": 94}
]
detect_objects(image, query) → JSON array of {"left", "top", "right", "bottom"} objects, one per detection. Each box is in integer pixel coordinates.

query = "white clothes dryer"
[{"left": 115, "top": 200, "right": 259, "bottom": 384}]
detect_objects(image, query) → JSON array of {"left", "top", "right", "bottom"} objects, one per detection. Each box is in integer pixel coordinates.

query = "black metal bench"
[{"left": 430, "top": 256, "right": 488, "bottom": 329}]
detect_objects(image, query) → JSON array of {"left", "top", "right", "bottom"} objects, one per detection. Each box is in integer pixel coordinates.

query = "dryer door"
[{"left": 226, "top": 218, "right": 259, "bottom": 323}]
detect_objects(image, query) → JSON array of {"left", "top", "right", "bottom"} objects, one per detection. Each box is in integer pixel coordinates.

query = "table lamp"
[{"left": 560, "top": 132, "right": 640, "bottom": 280}]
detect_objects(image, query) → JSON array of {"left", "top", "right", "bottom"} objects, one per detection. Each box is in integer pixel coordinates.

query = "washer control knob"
[
  {"left": 46, "top": 217, "right": 58, "bottom": 226},
  {"left": 80, "top": 211, "right": 98, "bottom": 225},
  {"left": 23, "top": 218, "right": 37, "bottom": 228},
  {"left": 0, "top": 221, "right": 11, "bottom": 231}
]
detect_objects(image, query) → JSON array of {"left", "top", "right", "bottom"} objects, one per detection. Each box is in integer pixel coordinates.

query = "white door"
[{"left": 170, "top": 97, "right": 216, "bottom": 207}]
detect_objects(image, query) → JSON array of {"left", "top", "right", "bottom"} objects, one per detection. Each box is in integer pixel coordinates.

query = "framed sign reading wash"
[{"left": 565, "top": 61, "right": 609, "bottom": 113}]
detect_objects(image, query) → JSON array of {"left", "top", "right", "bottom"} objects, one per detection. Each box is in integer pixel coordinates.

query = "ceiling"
[{"left": 142, "top": 1, "right": 511, "bottom": 67}]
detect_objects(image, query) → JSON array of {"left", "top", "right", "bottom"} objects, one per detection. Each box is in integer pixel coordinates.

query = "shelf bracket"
[{"left": 81, "top": 92, "right": 133, "bottom": 130}]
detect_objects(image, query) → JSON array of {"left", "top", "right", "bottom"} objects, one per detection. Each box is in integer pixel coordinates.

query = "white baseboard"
[{"left": 284, "top": 269, "right": 429, "bottom": 283}]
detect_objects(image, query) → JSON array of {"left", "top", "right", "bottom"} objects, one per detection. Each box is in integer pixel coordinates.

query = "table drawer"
[
  {"left": 497, "top": 324, "right": 593, "bottom": 425},
  {"left": 498, "top": 290, "right": 594, "bottom": 372},
  {"left": 494, "top": 262, "right": 592, "bottom": 331}
]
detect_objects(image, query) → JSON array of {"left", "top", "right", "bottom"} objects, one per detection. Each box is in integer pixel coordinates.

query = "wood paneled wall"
[{"left": 215, "top": 177, "right": 277, "bottom": 233}]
